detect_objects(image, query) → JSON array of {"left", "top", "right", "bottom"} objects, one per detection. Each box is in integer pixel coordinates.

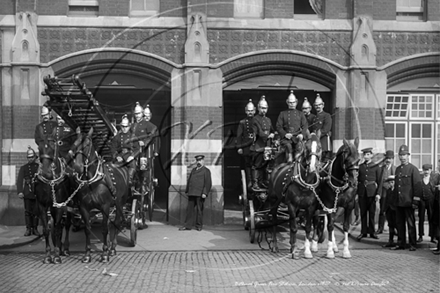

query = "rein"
[{"left": 73, "top": 153, "right": 104, "bottom": 185}]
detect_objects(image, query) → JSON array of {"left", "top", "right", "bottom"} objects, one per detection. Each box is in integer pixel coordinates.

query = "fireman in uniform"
[
  {"left": 251, "top": 96, "right": 275, "bottom": 190},
  {"left": 110, "top": 115, "right": 136, "bottom": 191},
  {"left": 302, "top": 98, "right": 315, "bottom": 134},
  {"left": 131, "top": 102, "right": 158, "bottom": 187},
  {"left": 311, "top": 94, "right": 333, "bottom": 161},
  {"left": 34, "top": 105, "right": 57, "bottom": 154},
  {"left": 357, "top": 147, "right": 382, "bottom": 241},
  {"left": 143, "top": 104, "right": 160, "bottom": 157},
  {"left": 236, "top": 99, "right": 256, "bottom": 188},
  {"left": 276, "top": 91, "right": 308, "bottom": 163},
  {"left": 16, "top": 146, "right": 40, "bottom": 236},
  {"left": 54, "top": 114, "right": 74, "bottom": 159}
]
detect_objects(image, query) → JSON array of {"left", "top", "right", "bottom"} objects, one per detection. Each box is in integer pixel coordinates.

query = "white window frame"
[
  {"left": 234, "top": 0, "right": 263, "bottom": 19},
  {"left": 409, "top": 121, "right": 434, "bottom": 168},
  {"left": 409, "top": 93, "right": 434, "bottom": 120},
  {"left": 436, "top": 121, "right": 440, "bottom": 171},
  {"left": 130, "top": 0, "right": 159, "bottom": 17},
  {"left": 385, "top": 94, "right": 410, "bottom": 120},
  {"left": 68, "top": 0, "right": 99, "bottom": 17},
  {"left": 385, "top": 122, "right": 407, "bottom": 166},
  {"left": 396, "top": 0, "right": 424, "bottom": 21}
]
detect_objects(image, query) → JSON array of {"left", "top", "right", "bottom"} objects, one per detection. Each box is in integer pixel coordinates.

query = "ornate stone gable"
[
  {"left": 12, "top": 12, "right": 40, "bottom": 63},
  {"left": 350, "top": 16, "right": 376, "bottom": 67},
  {"left": 185, "top": 12, "right": 209, "bottom": 64}
]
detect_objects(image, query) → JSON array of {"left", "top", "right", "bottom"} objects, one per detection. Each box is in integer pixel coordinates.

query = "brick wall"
[
  {"left": 373, "top": 0, "right": 395, "bottom": 20},
  {"left": 353, "top": 0, "right": 373, "bottom": 17},
  {"left": 100, "top": 0, "right": 130, "bottom": 17},
  {"left": 265, "top": 0, "right": 294, "bottom": 19},
  {"left": 324, "top": 0, "right": 352, "bottom": 19},
  {"left": 0, "top": 0, "right": 15, "bottom": 14},
  {"left": 2, "top": 106, "right": 39, "bottom": 139},
  {"left": 16, "top": 0, "right": 35, "bottom": 12},
  {"left": 161, "top": 0, "right": 187, "bottom": 17},
  {"left": 36, "top": 0, "right": 68, "bottom": 15},
  {"left": 207, "top": 0, "right": 233, "bottom": 18},
  {"left": 427, "top": 0, "right": 440, "bottom": 21}
]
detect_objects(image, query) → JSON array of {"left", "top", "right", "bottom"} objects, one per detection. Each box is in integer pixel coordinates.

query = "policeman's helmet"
[
  {"left": 302, "top": 98, "right": 312, "bottom": 109},
  {"left": 258, "top": 96, "right": 268, "bottom": 108},
  {"left": 120, "top": 114, "right": 130, "bottom": 127},
  {"left": 27, "top": 146, "right": 36, "bottom": 158},
  {"left": 287, "top": 90, "right": 297, "bottom": 102},
  {"left": 314, "top": 93, "right": 324, "bottom": 106},
  {"left": 41, "top": 106, "right": 50, "bottom": 116},
  {"left": 144, "top": 104, "right": 152, "bottom": 120},
  {"left": 134, "top": 102, "right": 144, "bottom": 114},
  {"left": 245, "top": 99, "right": 255, "bottom": 111},
  {"left": 56, "top": 114, "right": 65, "bottom": 125}
]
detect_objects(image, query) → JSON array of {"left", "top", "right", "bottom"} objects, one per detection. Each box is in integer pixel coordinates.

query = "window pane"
[
  {"left": 396, "top": 124, "right": 405, "bottom": 137},
  {"left": 422, "top": 140, "right": 431, "bottom": 153},
  {"left": 412, "top": 156, "right": 421, "bottom": 169},
  {"left": 422, "top": 124, "right": 432, "bottom": 137},
  {"left": 132, "top": 0, "right": 144, "bottom": 10},
  {"left": 411, "top": 124, "right": 420, "bottom": 137},
  {"left": 412, "top": 139, "right": 421, "bottom": 152},
  {"left": 385, "top": 124, "right": 394, "bottom": 137},
  {"left": 234, "top": 0, "right": 263, "bottom": 18}
]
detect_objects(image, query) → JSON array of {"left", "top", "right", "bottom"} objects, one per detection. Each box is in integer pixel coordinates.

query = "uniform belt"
[{"left": 364, "top": 180, "right": 377, "bottom": 186}]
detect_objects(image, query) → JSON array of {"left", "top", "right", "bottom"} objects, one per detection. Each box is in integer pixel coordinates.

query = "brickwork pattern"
[
  {"left": 374, "top": 32, "right": 440, "bottom": 67},
  {"left": 2, "top": 106, "right": 39, "bottom": 139},
  {"left": 427, "top": 0, "right": 440, "bottom": 21},
  {"left": 171, "top": 106, "right": 223, "bottom": 140},
  {"left": 16, "top": 0, "right": 35, "bottom": 12},
  {"left": 324, "top": 0, "right": 352, "bottom": 19},
  {"left": 0, "top": 250, "right": 438, "bottom": 292},
  {"left": 0, "top": 0, "right": 15, "bottom": 15},
  {"left": 206, "top": 0, "right": 233, "bottom": 18},
  {"left": 372, "top": 0, "right": 396, "bottom": 21},
  {"left": 38, "top": 28, "right": 186, "bottom": 64},
  {"left": 36, "top": 0, "right": 68, "bottom": 15},
  {"left": 160, "top": 0, "right": 187, "bottom": 17}
]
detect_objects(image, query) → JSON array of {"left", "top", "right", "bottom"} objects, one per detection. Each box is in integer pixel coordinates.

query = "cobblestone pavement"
[{"left": 0, "top": 248, "right": 438, "bottom": 293}]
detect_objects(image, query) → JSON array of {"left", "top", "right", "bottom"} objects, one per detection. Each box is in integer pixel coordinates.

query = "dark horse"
[
  {"left": 313, "top": 137, "right": 360, "bottom": 258},
  {"left": 70, "top": 127, "right": 130, "bottom": 263},
  {"left": 267, "top": 132, "right": 322, "bottom": 258},
  {"left": 34, "top": 134, "right": 76, "bottom": 264}
]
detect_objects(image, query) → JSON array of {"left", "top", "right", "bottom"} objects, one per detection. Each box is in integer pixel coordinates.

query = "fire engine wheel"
[
  {"left": 249, "top": 200, "right": 256, "bottom": 243},
  {"left": 148, "top": 184, "right": 154, "bottom": 222},
  {"left": 129, "top": 198, "right": 139, "bottom": 247}
]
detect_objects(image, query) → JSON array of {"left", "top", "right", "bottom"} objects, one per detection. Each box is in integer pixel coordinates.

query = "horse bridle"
[{"left": 73, "top": 137, "right": 99, "bottom": 177}]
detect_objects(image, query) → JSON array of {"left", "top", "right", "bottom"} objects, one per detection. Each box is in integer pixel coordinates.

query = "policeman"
[
  {"left": 236, "top": 99, "right": 256, "bottom": 188},
  {"left": 276, "top": 91, "right": 308, "bottom": 163},
  {"left": 302, "top": 98, "right": 315, "bottom": 133},
  {"left": 357, "top": 147, "right": 382, "bottom": 241},
  {"left": 144, "top": 104, "right": 152, "bottom": 122},
  {"left": 143, "top": 104, "right": 159, "bottom": 157},
  {"left": 16, "top": 146, "right": 40, "bottom": 237},
  {"left": 111, "top": 115, "right": 136, "bottom": 190},
  {"left": 34, "top": 105, "right": 57, "bottom": 153},
  {"left": 312, "top": 94, "right": 332, "bottom": 160},
  {"left": 251, "top": 96, "right": 275, "bottom": 190},
  {"left": 54, "top": 114, "right": 74, "bottom": 159}
]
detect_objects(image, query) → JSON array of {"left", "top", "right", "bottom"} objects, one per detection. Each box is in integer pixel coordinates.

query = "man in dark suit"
[
  {"left": 377, "top": 150, "right": 396, "bottom": 234},
  {"left": 357, "top": 147, "right": 382, "bottom": 241},
  {"left": 302, "top": 98, "right": 315, "bottom": 134},
  {"left": 236, "top": 99, "right": 255, "bottom": 188},
  {"left": 34, "top": 105, "right": 57, "bottom": 154},
  {"left": 16, "top": 147, "right": 40, "bottom": 236},
  {"left": 276, "top": 91, "right": 308, "bottom": 163},
  {"left": 391, "top": 145, "right": 422, "bottom": 251},
  {"left": 179, "top": 155, "right": 212, "bottom": 231}
]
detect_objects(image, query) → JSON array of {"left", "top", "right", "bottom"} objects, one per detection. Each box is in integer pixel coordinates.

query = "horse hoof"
[
  {"left": 271, "top": 247, "right": 279, "bottom": 253},
  {"left": 293, "top": 251, "right": 300, "bottom": 260},
  {"left": 333, "top": 246, "right": 339, "bottom": 253},
  {"left": 43, "top": 257, "right": 53, "bottom": 264},
  {"left": 63, "top": 250, "right": 70, "bottom": 257},
  {"left": 326, "top": 252, "right": 335, "bottom": 259},
  {"left": 304, "top": 251, "right": 313, "bottom": 259},
  {"left": 343, "top": 251, "right": 352, "bottom": 259},
  {"left": 100, "top": 255, "right": 110, "bottom": 263},
  {"left": 82, "top": 256, "right": 91, "bottom": 263},
  {"left": 109, "top": 249, "right": 117, "bottom": 256},
  {"left": 53, "top": 256, "right": 62, "bottom": 264}
]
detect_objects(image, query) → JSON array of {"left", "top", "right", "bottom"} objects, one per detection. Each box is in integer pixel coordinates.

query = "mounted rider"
[
  {"left": 34, "top": 105, "right": 57, "bottom": 155},
  {"left": 311, "top": 93, "right": 333, "bottom": 161},
  {"left": 276, "top": 91, "right": 308, "bottom": 163},
  {"left": 110, "top": 114, "right": 136, "bottom": 190},
  {"left": 236, "top": 99, "right": 256, "bottom": 188},
  {"left": 16, "top": 146, "right": 40, "bottom": 237},
  {"left": 53, "top": 114, "right": 75, "bottom": 160},
  {"left": 251, "top": 96, "right": 275, "bottom": 190}
]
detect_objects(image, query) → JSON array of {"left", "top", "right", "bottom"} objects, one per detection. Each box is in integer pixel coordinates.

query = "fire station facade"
[{"left": 0, "top": 0, "right": 439, "bottom": 225}]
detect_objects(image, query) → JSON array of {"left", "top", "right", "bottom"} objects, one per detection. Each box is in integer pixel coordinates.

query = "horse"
[
  {"left": 267, "top": 132, "right": 323, "bottom": 258},
  {"left": 312, "top": 137, "right": 360, "bottom": 259},
  {"left": 34, "top": 134, "right": 76, "bottom": 264},
  {"left": 70, "top": 127, "right": 130, "bottom": 263}
]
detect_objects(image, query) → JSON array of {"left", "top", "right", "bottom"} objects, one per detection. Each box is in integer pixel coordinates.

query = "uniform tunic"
[
  {"left": 54, "top": 125, "right": 74, "bottom": 158},
  {"left": 17, "top": 162, "right": 39, "bottom": 199},
  {"left": 131, "top": 120, "right": 157, "bottom": 156},
  {"left": 34, "top": 120, "right": 58, "bottom": 146},
  {"left": 236, "top": 117, "right": 254, "bottom": 155},
  {"left": 251, "top": 114, "right": 274, "bottom": 153},
  {"left": 276, "top": 109, "right": 308, "bottom": 139},
  {"left": 311, "top": 111, "right": 332, "bottom": 151},
  {"left": 111, "top": 131, "right": 134, "bottom": 162},
  {"left": 304, "top": 113, "right": 316, "bottom": 133}
]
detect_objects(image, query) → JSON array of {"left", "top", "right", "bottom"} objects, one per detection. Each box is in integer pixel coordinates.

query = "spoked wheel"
[
  {"left": 249, "top": 200, "right": 256, "bottom": 243},
  {"left": 148, "top": 182, "right": 155, "bottom": 221},
  {"left": 129, "top": 198, "right": 140, "bottom": 247},
  {"left": 241, "top": 170, "right": 248, "bottom": 230}
]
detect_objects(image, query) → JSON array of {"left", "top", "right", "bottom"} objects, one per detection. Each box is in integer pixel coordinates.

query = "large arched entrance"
[
  {"left": 49, "top": 49, "right": 177, "bottom": 218},
  {"left": 219, "top": 51, "right": 338, "bottom": 210}
]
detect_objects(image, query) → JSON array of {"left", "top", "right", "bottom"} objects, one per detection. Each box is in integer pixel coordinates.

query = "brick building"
[{"left": 1, "top": 0, "right": 439, "bottom": 225}]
